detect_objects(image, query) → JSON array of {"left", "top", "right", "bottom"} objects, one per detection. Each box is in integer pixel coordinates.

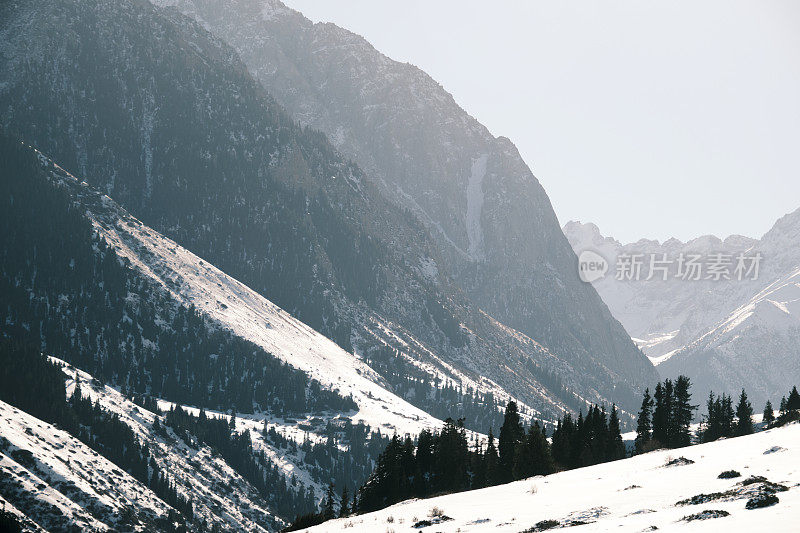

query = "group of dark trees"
[
  {"left": 634, "top": 376, "right": 696, "bottom": 452},
  {"left": 764, "top": 386, "right": 800, "bottom": 427},
  {"left": 635, "top": 377, "right": 800, "bottom": 449},
  {"left": 347, "top": 400, "right": 624, "bottom": 518},
  {"left": 697, "top": 390, "right": 754, "bottom": 442},
  {"left": 550, "top": 404, "right": 626, "bottom": 470}
]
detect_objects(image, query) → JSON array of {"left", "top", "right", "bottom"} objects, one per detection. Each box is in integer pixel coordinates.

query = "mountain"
[
  {"left": 147, "top": 0, "right": 657, "bottom": 408},
  {"left": 300, "top": 420, "right": 800, "bottom": 532},
  {"left": 2, "top": 134, "right": 439, "bottom": 528},
  {"left": 0, "top": 0, "right": 654, "bottom": 416},
  {"left": 564, "top": 213, "right": 800, "bottom": 406}
]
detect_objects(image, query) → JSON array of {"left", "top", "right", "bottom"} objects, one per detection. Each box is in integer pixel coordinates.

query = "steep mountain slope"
[
  {"left": 302, "top": 421, "right": 800, "bottom": 533},
  {"left": 0, "top": 137, "right": 432, "bottom": 528},
  {"left": 0, "top": 0, "right": 651, "bottom": 416},
  {"left": 150, "top": 0, "right": 657, "bottom": 406},
  {"left": 564, "top": 213, "right": 800, "bottom": 406}
]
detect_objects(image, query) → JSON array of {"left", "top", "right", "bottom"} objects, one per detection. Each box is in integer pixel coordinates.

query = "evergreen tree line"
[
  {"left": 299, "top": 400, "right": 625, "bottom": 523},
  {"left": 0, "top": 138, "right": 356, "bottom": 417},
  {"left": 636, "top": 377, "right": 800, "bottom": 450},
  {"left": 634, "top": 376, "right": 696, "bottom": 453},
  {"left": 550, "top": 403, "right": 626, "bottom": 470},
  {"left": 0, "top": 340, "right": 192, "bottom": 524}
]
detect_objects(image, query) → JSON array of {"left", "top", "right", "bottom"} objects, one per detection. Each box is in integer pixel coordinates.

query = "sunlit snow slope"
[{"left": 38, "top": 147, "right": 442, "bottom": 437}]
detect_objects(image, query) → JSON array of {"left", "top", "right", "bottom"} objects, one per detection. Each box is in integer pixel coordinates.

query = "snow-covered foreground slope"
[
  {"left": 564, "top": 214, "right": 800, "bottom": 406},
  {"left": 303, "top": 423, "right": 800, "bottom": 532}
]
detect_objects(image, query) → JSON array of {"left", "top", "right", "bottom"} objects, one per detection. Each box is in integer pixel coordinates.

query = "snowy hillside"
[
  {"left": 564, "top": 214, "right": 800, "bottom": 405},
  {"left": 302, "top": 422, "right": 800, "bottom": 532},
  {"left": 0, "top": 355, "right": 296, "bottom": 531},
  {"left": 34, "top": 145, "right": 444, "bottom": 438}
]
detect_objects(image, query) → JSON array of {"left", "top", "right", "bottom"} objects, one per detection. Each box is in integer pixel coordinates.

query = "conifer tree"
[
  {"left": 763, "top": 400, "right": 775, "bottom": 425},
  {"left": 734, "top": 389, "right": 754, "bottom": 436},
  {"left": 323, "top": 483, "right": 336, "bottom": 520},
  {"left": 484, "top": 428, "right": 499, "bottom": 485},
  {"left": 498, "top": 401, "right": 524, "bottom": 483},
  {"left": 607, "top": 405, "right": 626, "bottom": 460},
  {"left": 671, "top": 376, "right": 696, "bottom": 447},
  {"left": 651, "top": 382, "right": 668, "bottom": 446},
  {"left": 788, "top": 386, "right": 800, "bottom": 411},
  {"left": 779, "top": 396, "right": 788, "bottom": 414},
  {"left": 635, "top": 388, "right": 653, "bottom": 454},
  {"left": 339, "top": 486, "right": 349, "bottom": 518}
]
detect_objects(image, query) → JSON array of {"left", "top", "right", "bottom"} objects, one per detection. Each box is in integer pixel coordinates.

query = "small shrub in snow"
[
  {"left": 386, "top": 516, "right": 393, "bottom": 523},
  {"left": 524, "top": 519, "right": 560, "bottom": 531},
  {"left": 664, "top": 456, "right": 694, "bottom": 467},
  {"left": 681, "top": 509, "right": 730, "bottom": 522},
  {"left": 717, "top": 470, "right": 741, "bottom": 479},
  {"left": 745, "top": 493, "right": 779, "bottom": 509}
]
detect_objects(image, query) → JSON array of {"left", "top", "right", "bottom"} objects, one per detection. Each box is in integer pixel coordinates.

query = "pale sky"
[{"left": 282, "top": 0, "right": 800, "bottom": 243}]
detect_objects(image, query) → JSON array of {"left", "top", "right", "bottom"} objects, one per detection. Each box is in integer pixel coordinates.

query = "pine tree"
[
  {"left": 671, "top": 376, "right": 696, "bottom": 447},
  {"left": 607, "top": 405, "right": 626, "bottom": 460},
  {"left": 779, "top": 396, "right": 788, "bottom": 414},
  {"left": 763, "top": 400, "right": 775, "bottom": 425},
  {"left": 498, "top": 401, "right": 524, "bottom": 483},
  {"left": 788, "top": 386, "right": 800, "bottom": 411},
  {"left": 512, "top": 422, "right": 553, "bottom": 480},
  {"left": 323, "top": 482, "right": 336, "bottom": 520},
  {"left": 339, "top": 486, "right": 349, "bottom": 518},
  {"left": 634, "top": 388, "right": 653, "bottom": 454},
  {"left": 651, "top": 382, "right": 668, "bottom": 446},
  {"left": 484, "top": 428, "right": 499, "bottom": 486},
  {"left": 734, "top": 389, "right": 754, "bottom": 436}
]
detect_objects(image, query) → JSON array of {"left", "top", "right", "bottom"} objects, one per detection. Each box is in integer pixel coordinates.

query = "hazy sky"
[{"left": 283, "top": 0, "right": 800, "bottom": 243}]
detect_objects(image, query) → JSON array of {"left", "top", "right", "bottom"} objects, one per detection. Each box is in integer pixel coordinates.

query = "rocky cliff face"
[{"left": 152, "top": 0, "right": 658, "bottom": 404}]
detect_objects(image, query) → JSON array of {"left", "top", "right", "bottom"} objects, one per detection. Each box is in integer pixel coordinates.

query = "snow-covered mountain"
[
  {"left": 564, "top": 212, "right": 800, "bottom": 406},
  {"left": 147, "top": 0, "right": 658, "bottom": 410},
  {"left": 0, "top": 0, "right": 653, "bottom": 424},
  {"left": 300, "top": 421, "right": 800, "bottom": 532}
]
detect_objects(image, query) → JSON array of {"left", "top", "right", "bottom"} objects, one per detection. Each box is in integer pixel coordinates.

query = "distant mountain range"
[{"left": 565, "top": 210, "right": 800, "bottom": 407}]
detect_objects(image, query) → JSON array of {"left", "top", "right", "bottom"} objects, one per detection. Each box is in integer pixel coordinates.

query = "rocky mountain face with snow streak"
[
  {"left": 564, "top": 212, "right": 800, "bottom": 406},
  {"left": 149, "top": 0, "right": 658, "bottom": 406},
  {"left": 0, "top": 0, "right": 655, "bottom": 415}
]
